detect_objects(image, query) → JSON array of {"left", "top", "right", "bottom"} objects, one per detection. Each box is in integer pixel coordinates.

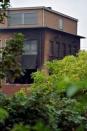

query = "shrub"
[{"left": 0, "top": 51, "right": 87, "bottom": 130}]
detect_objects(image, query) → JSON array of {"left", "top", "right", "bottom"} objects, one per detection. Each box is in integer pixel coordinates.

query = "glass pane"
[
  {"left": 31, "top": 40, "right": 37, "bottom": 55},
  {"left": 59, "top": 18, "right": 63, "bottom": 30},
  {"left": 8, "top": 13, "right": 22, "bottom": 26},
  {"left": 31, "top": 40, "right": 37, "bottom": 50},
  {"left": 23, "top": 40, "right": 37, "bottom": 55},
  {"left": 24, "top": 12, "right": 37, "bottom": 25},
  {"left": 24, "top": 44, "right": 30, "bottom": 50},
  {"left": 23, "top": 42, "right": 30, "bottom": 55}
]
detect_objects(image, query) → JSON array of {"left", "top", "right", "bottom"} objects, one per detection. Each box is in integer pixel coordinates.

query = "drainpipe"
[{"left": 42, "top": 8, "right": 44, "bottom": 27}]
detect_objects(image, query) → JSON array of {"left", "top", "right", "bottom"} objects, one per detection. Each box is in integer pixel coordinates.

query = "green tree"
[
  {"left": 0, "top": 0, "right": 10, "bottom": 23},
  {"left": 0, "top": 51, "right": 87, "bottom": 130},
  {"left": 47, "top": 51, "right": 87, "bottom": 81},
  {"left": 31, "top": 51, "right": 87, "bottom": 131},
  {"left": 0, "top": 33, "right": 24, "bottom": 85}
]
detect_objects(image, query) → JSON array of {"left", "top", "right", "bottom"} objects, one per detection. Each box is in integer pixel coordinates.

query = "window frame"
[
  {"left": 23, "top": 39, "right": 38, "bottom": 55},
  {"left": 8, "top": 12, "right": 23, "bottom": 26},
  {"left": 59, "top": 17, "right": 64, "bottom": 30},
  {"left": 0, "top": 39, "right": 6, "bottom": 61},
  {"left": 8, "top": 11, "right": 38, "bottom": 26},
  {"left": 24, "top": 12, "right": 38, "bottom": 25}
]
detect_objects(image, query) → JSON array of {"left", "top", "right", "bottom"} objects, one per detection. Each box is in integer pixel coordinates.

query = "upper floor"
[{"left": 0, "top": 6, "right": 78, "bottom": 35}]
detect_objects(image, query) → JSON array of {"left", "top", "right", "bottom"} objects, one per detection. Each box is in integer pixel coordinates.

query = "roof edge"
[
  {"left": 0, "top": 26, "right": 84, "bottom": 38},
  {"left": 44, "top": 7, "right": 78, "bottom": 22},
  {"left": 7, "top": 6, "right": 78, "bottom": 22}
]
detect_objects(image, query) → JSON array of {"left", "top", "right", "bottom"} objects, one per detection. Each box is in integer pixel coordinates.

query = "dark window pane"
[
  {"left": 23, "top": 40, "right": 38, "bottom": 55},
  {"left": 8, "top": 13, "right": 22, "bottom": 26},
  {"left": 24, "top": 12, "right": 37, "bottom": 25},
  {"left": 8, "top": 11, "right": 38, "bottom": 26},
  {"left": 63, "top": 43, "right": 66, "bottom": 56},
  {"left": 68, "top": 44, "right": 72, "bottom": 55}
]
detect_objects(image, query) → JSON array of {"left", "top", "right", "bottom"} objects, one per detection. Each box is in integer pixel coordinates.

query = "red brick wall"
[{"left": 0, "top": 84, "right": 30, "bottom": 96}]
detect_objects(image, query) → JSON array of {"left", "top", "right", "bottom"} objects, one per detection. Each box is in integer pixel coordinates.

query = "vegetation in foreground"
[
  {"left": 0, "top": 51, "right": 87, "bottom": 131},
  {"left": 0, "top": 0, "right": 10, "bottom": 23},
  {"left": 0, "top": 33, "right": 24, "bottom": 86}
]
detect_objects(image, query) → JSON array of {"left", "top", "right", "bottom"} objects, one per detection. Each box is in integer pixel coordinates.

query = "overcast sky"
[{"left": 10, "top": 0, "right": 87, "bottom": 50}]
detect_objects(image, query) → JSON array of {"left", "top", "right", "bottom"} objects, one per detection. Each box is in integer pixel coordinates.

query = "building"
[{"left": 0, "top": 6, "right": 84, "bottom": 84}]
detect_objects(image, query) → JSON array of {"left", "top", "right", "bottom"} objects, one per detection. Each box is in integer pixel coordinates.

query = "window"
[
  {"left": 8, "top": 13, "right": 22, "bottom": 26},
  {"left": 72, "top": 45, "right": 77, "bottom": 55},
  {"left": 8, "top": 12, "right": 38, "bottom": 26},
  {"left": 50, "top": 41, "right": 54, "bottom": 57},
  {"left": 23, "top": 40, "right": 38, "bottom": 55},
  {"left": 0, "top": 40, "right": 6, "bottom": 61},
  {"left": 57, "top": 42, "right": 60, "bottom": 58},
  {"left": 54, "top": 42, "right": 60, "bottom": 58},
  {"left": 24, "top": 13, "right": 37, "bottom": 25},
  {"left": 68, "top": 44, "right": 72, "bottom": 55},
  {"left": 59, "top": 18, "right": 64, "bottom": 30},
  {"left": 50, "top": 41, "right": 60, "bottom": 59},
  {"left": 63, "top": 43, "right": 66, "bottom": 56}
]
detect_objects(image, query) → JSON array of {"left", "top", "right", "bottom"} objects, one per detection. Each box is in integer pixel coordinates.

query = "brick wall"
[{"left": 0, "top": 84, "right": 30, "bottom": 96}]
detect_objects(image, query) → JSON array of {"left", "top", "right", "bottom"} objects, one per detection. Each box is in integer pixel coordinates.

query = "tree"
[
  {"left": 0, "top": 33, "right": 24, "bottom": 85},
  {"left": 47, "top": 51, "right": 87, "bottom": 81},
  {"left": 0, "top": 0, "right": 10, "bottom": 23},
  {"left": 0, "top": 51, "right": 87, "bottom": 130},
  {"left": 31, "top": 51, "right": 87, "bottom": 131}
]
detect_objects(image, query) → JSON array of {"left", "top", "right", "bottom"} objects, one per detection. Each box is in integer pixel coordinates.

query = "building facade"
[{"left": 0, "top": 6, "right": 84, "bottom": 83}]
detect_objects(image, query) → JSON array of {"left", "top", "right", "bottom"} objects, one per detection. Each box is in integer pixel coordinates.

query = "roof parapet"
[{"left": 7, "top": 6, "right": 78, "bottom": 22}]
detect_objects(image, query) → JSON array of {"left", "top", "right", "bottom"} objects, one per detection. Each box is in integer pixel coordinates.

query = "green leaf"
[
  {"left": 11, "top": 123, "right": 30, "bottom": 131},
  {"left": 33, "top": 122, "right": 51, "bottom": 131},
  {"left": 0, "top": 108, "right": 9, "bottom": 123},
  {"left": 66, "top": 85, "right": 79, "bottom": 97},
  {"left": 76, "top": 124, "right": 84, "bottom": 131}
]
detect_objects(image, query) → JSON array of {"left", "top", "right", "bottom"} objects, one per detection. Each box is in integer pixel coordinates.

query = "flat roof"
[{"left": 7, "top": 6, "right": 78, "bottom": 22}]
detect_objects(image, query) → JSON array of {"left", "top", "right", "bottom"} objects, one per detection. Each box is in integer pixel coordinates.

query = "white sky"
[{"left": 10, "top": 0, "right": 87, "bottom": 50}]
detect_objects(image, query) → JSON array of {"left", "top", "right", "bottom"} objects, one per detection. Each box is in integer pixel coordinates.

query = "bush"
[{"left": 0, "top": 51, "right": 87, "bottom": 130}]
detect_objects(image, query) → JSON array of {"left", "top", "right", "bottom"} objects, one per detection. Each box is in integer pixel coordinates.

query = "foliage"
[
  {"left": 11, "top": 123, "right": 30, "bottom": 131},
  {"left": 31, "top": 51, "right": 87, "bottom": 130},
  {"left": 32, "top": 122, "right": 51, "bottom": 131},
  {"left": 0, "top": 92, "right": 9, "bottom": 108},
  {"left": 0, "top": 82, "right": 87, "bottom": 130},
  {"left": 0, "top": 33, "right": 24, "bottom": 84},
  {"left": 11, "top": 122, "right": 51, "bottom": 131},
  {"left": 0, "top": 107, "right": 9, "bottom": 123},
  {"left": 47, "top": 51, "right": 87, "bottom": 81},
  {"left": 31, "top": 75, "right": 87, "bottom": 130},
  {"left": 0, "top": 0, "right": 10, "bottom": 23},
  {"left": 0, "top": 91, "right": 53, "bottom": 130},
  {"left": 0, "top": 51, "right": 87, "bottom": 130}
]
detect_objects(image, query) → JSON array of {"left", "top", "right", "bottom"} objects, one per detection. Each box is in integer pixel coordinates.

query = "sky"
[{"left": 10, "top": 0, "right": 87, "bottom": 50}]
